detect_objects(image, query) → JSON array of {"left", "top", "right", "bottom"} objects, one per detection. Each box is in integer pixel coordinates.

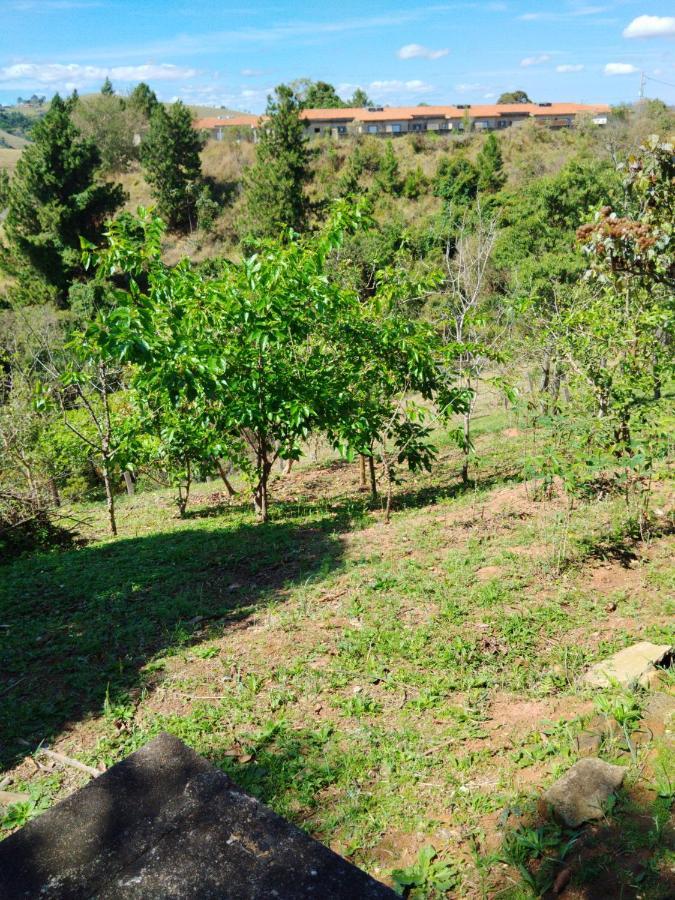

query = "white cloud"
[
  {"left": 240, "top": 67, "right": 263, "bottom": 76},
  {"left": 397, "top": 43, "right": 449, "bottom": 60},
  {"left": 604, "top": 62, "right": 639, "bottom": 75},
  {"left": 556, "top": 63, "right": 585, "bottom": 72},
  {"left": 519, "top": 6, "right": 607, "bottom": 21},
  {"left": 520, "top": 53, "right": 551, "bottom": 67},
  {"left": 0, "top": 62, "right": 197, "bottom": 89},
  {"left": 369, "top": 79, "right": 433, "bottom": 94},
  {"left": 623, "top": 15, "right": 675, "bottom": 39}
]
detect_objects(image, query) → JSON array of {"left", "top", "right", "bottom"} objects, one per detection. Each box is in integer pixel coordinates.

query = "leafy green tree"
[
  {"left": 302, "top": 80, "right": 346, "bottom": 108},
  {"left": 127, "top": 82, "right": 159, "bottom": 118},
  {"left": 498, "top": 90, "right": 531, "bottom": 104},
  {"left": 72, "top": 92, "right": 146, "bottom": 173},
  {"left": 376, "top": 141, "right": 402, "bottom": 196},
  {"left": 101, "top": 77, "right": 114, "bottom": 96},
  {"left": 243, "top": 84, "right": 312, "bottom": 238},
  {"left": 351, "top": 87, "right": 372, "bottom": 108},
  {"left": 434, "top": 157, "right": 479, "bottom": 210},
  {"left": 0, "top": 94, "right": 125, "bottom": 306},
  {"left": 476, "top": 133, "right": 506, "bottom": 194},
  {"left": 140, "top": 100, "right": 204, "bottom": 231}
]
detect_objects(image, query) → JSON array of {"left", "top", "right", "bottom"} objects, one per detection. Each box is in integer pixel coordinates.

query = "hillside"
[{"left": 1, "top": 396, "right": 673, "bottom": 897}]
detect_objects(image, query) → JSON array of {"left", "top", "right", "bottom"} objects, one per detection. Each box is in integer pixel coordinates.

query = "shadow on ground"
[{"left": 0, "top": 510, "right": 350, "bottom": 770}]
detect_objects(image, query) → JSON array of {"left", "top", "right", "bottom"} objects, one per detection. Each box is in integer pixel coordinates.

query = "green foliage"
[
  {"left": 195, "top": 183, "right": 219, "bottom": 233},
  {"left": 300, "top": 80, "right": 346, "bottom": 109},
  {"left": 392, "top": 846, "right": 458, "bottom": 898},
  {"left": 498, "top": 90, "right": 531, "bottom": 104},
  {"left": 375, "top": 141, "right": 402, "bottom": 196},
  {"left": 350, "top": 87, "right": 372, "bottom": 108},
  {"left": 72, "top": 92, "right": 146, "bottom": 173},
  {"left": 476, "top": 133, "right": 506, "bottom": 194},
  {"left": 100, "top": 77, "right": 114, "bottom": 96},
  {"left": 127, "top": 82, "right": 159, "bottom": 118},
  {"left": 0, "top": 94, "right": 125, "bottom": 306},
  {"left": 434, "top": 156, "right": 479, "bottom": 210},
  {"left": 243, "top": 84, "right": 312, "bottom": 238},
  {"left": 141, "top": 101, "right": 204, "bottom": 231}
]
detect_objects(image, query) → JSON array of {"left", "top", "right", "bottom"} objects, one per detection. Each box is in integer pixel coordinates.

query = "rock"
[
  {"left": 583, "top": 642, "right": 672, "bottom": 689},
  {"left": 642, "top": 692, "right": 675, "bottom": 743},
  {"left": 575, "top": 730, "right": 602, "bottom": 756},
  {"left": 541, "top": 758, "right": 625, "bottom": 827}
]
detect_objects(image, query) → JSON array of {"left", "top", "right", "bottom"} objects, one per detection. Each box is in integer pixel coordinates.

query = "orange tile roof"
[{"left": 194, "top": 103, "right": 611, "bottom": 131}]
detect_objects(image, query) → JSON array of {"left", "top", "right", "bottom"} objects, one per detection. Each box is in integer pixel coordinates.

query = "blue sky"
[{"left": 1, "top": 1, "right": 674, "bottom": 108}]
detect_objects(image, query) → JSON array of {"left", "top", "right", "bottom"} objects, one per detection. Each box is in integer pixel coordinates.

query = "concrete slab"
[
  {"left": 0, "top": 733, "right": 396, "bottom": 899},
  {"left": 583, "top": 641, "right": 672, "bottom": 689}
]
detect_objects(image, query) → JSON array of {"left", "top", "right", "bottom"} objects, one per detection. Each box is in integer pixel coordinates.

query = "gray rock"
[
  {"left": 642, "top": 692, "right": 675, "bottom": 743},
  {"left": 541, "top": 758, "right": 625, "bottom": 827},
  {"left": 0, "top": 733, "right": 396, "bottom": 899},
  {"left": 583, "top": 642, "right": 672, "bottom": 689}
]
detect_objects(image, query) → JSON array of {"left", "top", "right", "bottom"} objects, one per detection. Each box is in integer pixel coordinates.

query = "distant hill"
[{"left": 0, "top": 129, "right": 30, "bottom": 149}]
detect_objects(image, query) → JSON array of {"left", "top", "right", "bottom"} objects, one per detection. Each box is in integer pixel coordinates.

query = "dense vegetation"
[{"left": 0, "top": 79, "right": 672, "bottom": 897}]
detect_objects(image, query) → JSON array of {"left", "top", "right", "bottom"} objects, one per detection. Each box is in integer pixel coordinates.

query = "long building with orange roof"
[{"left": 194, "top": 101, "right": 610, "bottom": 141}]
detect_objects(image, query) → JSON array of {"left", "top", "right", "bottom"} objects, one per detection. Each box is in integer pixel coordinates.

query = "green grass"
[{"left": 1, "top": 411, "right": 673, "bottom": 896}]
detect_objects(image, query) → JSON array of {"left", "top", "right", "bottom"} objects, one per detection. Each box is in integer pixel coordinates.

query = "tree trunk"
[
  {"left": 102, "top": 461, "right": 117, "bottom": 536},
  {"left": 177, "top": 460, "right": 192, "bottom": 517},
  {"left": 382, "top": 453, "right": 393, "bottom": 524},
  {"left": 253, "top": 442, "right": 272, "bottom": 522},
  {"left": 48, "top": 477, "right": 61, "bottom": 508},
  {"left": 359, "top": 454, "right": 367, "bottom": 490},
  {"left": 215, "top": 458, "right": 237, "bottom": 497},
  {"left": 368, "top": 453, "right": 378, "bottom": 500},
  {"left": 461, "top": 408, "right": 470, "bottom": 485},
  {"left": 123, "top": 471, "right": 135, "bottom": 496}
]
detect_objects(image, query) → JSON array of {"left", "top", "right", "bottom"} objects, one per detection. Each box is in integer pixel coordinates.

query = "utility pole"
[{"left": 639, "top": 70, "right": 646, "bottom": 100}]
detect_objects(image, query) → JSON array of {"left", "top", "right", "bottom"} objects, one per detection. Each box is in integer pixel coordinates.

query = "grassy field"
[{"left": 0, "top": 405, "right": 673, "bottom": 898}]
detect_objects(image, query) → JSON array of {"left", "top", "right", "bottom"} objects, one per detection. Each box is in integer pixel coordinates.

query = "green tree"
[
  {"left": 351, "top": 87, "right": 372, "bottom": 108},
  {"left": 140, "top": 100, "right": 204, "bottom": 231},
  {"left": 302, "top": 80, "right": 346, "bottom": 108},
  {"left": 243, "top": 84, "right": 311, "bottom": 238},
  {"left": 434, "top": 157, "right": 479, "bottom": 209},
  {"left": 497, "top": 90, "right": 531, "bottom": 104},
  {"left": 72, "top": 92, "right": 146, "bottom": 173},
  {"left": 376, "top": 141, "right": 402, "bottom": 196},
  {"left": 101, "top": 77, "right": 114, "bottom": 96},
  {"left": 0, "top": 94, "right": 124, "bottom": 306},
  {"left": 127, "top": 82, "right": 159, "bottom": 118},
  {"left": 476, "top": 133, "right": 506, "bottom": 194}
]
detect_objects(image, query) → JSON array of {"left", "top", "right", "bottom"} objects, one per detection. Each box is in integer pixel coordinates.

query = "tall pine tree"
[
  {"left": 476, "top": 133, "right": 506, "bottom": 194},
  {"left": 0, "top": 93, "right": 124, "bottom": 306},
  {"left": 141, "top": 101, "right": 204, "bottom": 231},
  {"left": 243, "top": 85, "right": 311, "bottom": 238}
]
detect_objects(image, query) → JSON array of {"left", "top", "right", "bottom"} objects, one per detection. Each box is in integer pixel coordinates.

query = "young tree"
[
  {"left": 434, "top": 157, "right": 479, "bottom": 211},
  {"left": 376, "top": 141, "right": 402, "bottom": 196},
  {"left": 141, "top": 101, "right": 204, "bottom": 231},
  {"left": 0, "top": 94, "right": 125, "bottom": 306},
  {"left": 351, "top": 87, "right": 373, "bottom": 108},
  {"left": 101, "top": 77, "right": 114, "bottom": 96},
  {"left": 301, "top": 80, "right": 346, "bottom": 109},
  {"left": 438, "top": 212, "right": 503, "bottom": 483},
  {"left": 72, "top": 92, "right": 146, "bottom": 173},
  {"left": 243, "top": 84, "right": 312, "bottom": 238},
  {"left": 476, "top": 133, "right": 506, "bottom": 194},
  {"left": 127, "top": 82, "right": 159, "bottom": 118}
]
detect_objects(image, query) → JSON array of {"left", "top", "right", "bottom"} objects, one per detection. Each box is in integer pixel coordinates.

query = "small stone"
[
  {"left": 605, "top": 601, "right": 617, "bottom": 613},
  {"left": 575, "top": 730, "right": 602, "bottom": 756},
  {"left": 642, "top": 692, "right": 675, "bottom": 743},
  {"left": 583, "top": 642, "right": 672, "bottom": 689},
  {"left": 541, "top": 758, "right": 625, "bottom": 827}
]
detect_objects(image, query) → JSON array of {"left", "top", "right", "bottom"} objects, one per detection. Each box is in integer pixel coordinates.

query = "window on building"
[
  {"left": 367, "top": 125, "right": 379, "bottom": 134},
  {"left": 314, "top": 127, "right": 320, "bottom": 133},
  {"left": 391, "top": 123, "right": 401, "bottom": 133},
  {"left": 411, "top": 123, "right": 426, "bottom": 132},
  {"left": 497, "top": 120, "right": 509, "bottom": 129},
  {"left": 337, "top": 125, "right": 347, "bottom": 135}
]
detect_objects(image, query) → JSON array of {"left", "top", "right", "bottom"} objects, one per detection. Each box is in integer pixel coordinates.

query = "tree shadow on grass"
[{"left": 0, "top": 511, "right": 351, "bottom": 771}]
